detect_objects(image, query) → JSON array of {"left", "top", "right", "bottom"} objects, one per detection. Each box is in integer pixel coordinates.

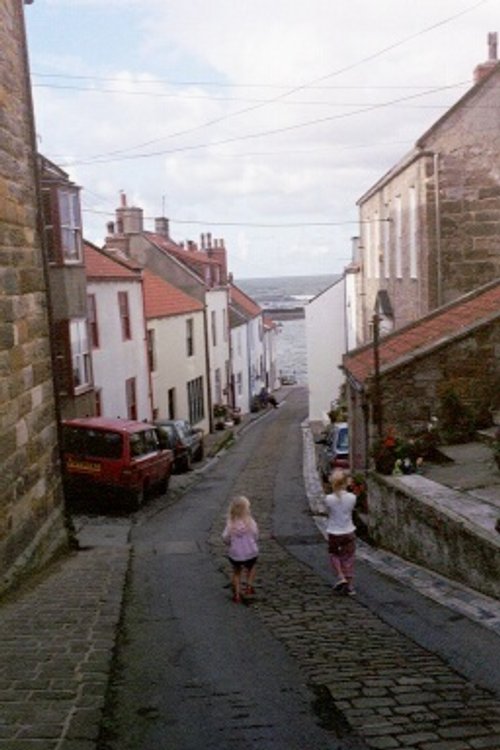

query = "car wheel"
[
  {"left": 157, "top": 475, "right": 169, "bottom": 495},
  {"left": 195, "top": 443, "right": 204, "bottom": 461},
  {"left": 128, "top": 485, "right": 145, "bottom": 511}
]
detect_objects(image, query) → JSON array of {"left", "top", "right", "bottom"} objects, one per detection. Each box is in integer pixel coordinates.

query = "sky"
[{"left": 24, "top": 0, "right": 498, "bottom": 280}]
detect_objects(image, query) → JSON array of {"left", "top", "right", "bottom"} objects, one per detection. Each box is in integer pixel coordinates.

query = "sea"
[{"left": 237, "top": 274, "right": 339, "bottom": 386}]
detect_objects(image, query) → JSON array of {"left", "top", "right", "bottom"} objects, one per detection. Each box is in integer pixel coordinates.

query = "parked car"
[
  {"left": 316, "top": 422, "right": 350, "bottom": 480},
  {"left": 155, "top": 419, "right": 204, "bottom": 473},
  {"left": 61, "top": 417, "right": 174, "bottom": 509}
]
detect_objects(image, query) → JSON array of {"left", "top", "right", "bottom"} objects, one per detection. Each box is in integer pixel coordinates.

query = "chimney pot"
[
  {"left": 107, "top": 221, "right": 115, "bottom": 235},
  {"left": 474, "top": 32, "right": 498, "bottom": 83},
  {"left": 201, "top": 233, "right": 205, "bottom": 249},
  {"left": 120, "top": 191, "right": 127, "bottom": 208},
  {"left": 207, "top": 232, "right": 212, "bottom": 249}
]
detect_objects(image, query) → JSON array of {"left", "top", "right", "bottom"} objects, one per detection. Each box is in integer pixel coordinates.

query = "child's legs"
[
  {"left": 339, "top": 538, "right": 356, "bottom": 587},
  {"left": 329, "top": 553, "right": 346, "bottom": 582},
  {"left": 230, "top": 560, "right": 242, "bottom": 594},
  {"left": 246, "top": 560, "right": 257, "bottom": 586}
]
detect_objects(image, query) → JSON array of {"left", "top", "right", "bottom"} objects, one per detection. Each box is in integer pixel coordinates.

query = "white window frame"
[{"left": 70, "top": 318, "right": 92, "bottom": 392}]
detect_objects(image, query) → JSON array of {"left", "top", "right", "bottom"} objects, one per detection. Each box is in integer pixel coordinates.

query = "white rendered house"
[
  {"left": 143, "top": 269, "right": 209, "bottom": 433},
  {"left": 305, "top": 275, "right": 346, "bottom": 423},
  {"left": 84, "top": 242, "right": 152, "bottom": 421}
]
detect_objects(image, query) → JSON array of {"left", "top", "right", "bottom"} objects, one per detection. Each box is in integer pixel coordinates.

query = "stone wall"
[
  {"left": 366, "top": 473, "right": 500, "bottom": 599},
  {"left": 423, "top": 70, "right": 500, "bottom": 306},
  {"left": 378, "top": 317, "right": 500, "bottom": 437},
  {"left": 0, "top": 1, "right": 68, "bottom": 594}
]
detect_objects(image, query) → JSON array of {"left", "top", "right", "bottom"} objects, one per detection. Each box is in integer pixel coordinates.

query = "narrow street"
[{"left": 98, "top": 388, "right": 500, "bottom": 750}]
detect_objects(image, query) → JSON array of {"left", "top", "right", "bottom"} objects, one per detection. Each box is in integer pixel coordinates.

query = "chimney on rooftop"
[
  {"left": 473, "top": 32, "right": 498, "bottom": 83},
  {"left": 115, "top": 191, "right": 143, "bottom": 234},
  {"left": 154, "top": 217, "right": 169, "bottom": 238}
]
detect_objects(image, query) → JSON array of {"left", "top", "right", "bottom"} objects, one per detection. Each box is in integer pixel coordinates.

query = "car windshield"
[
  {"left": 336, "top": 427, "right": 349, "bottom": 452},
  {"left": 62, "top": 427, "right": 123, "bottom": 459}
]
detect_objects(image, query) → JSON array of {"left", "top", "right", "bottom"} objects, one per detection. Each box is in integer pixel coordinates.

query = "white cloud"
[{"left": 25, "top": 0, "right": 499, "bottom": 277}]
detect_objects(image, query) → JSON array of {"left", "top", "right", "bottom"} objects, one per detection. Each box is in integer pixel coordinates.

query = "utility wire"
[
  {"left": 61, "top": 81, "right": 468, "bottom": 166},
  {"left": 46, "top": 0, "right": 487, "bottom": 164}
]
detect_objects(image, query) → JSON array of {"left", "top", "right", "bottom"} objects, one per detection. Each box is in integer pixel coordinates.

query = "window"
[
  {"left": 187, "top": 377, "right": 204, "bottom": 424},
  {"left": 364, "top": 220, "right": 372, "bottom": 279},
  {"left": 374, "top": 211, "right": 380, "bottom": 280},
  {"left": 41, "top": 186, "right": 82, "bottom": 264},
  {"left": 222, "top": 308, "right": 228, "bottom": 342},
  {"left": 211, "top": 310, "right": 217, "bottom": 347},
  {"left": 168, "top": 388, "right": 176, "bottom": 420},
  {"left": 95, "top": 389, "right": 102, "bottom": 416},
  {"left": 88, "top": 294, "right": 99, "bottom": 348},
  {"left": 59, "top": 190, "right": 82, "bottom": 262},
  {"left": 383, "top": 208, "right": 390, "bottom": 279},
  {"left": 125, "top": 377, "right": 137, "bottom": 420},
  {"left": 394, "top": 195, "right": 402, "bottom": 279},
  {"left": 118, "top": 291, "right": 131, "bottom": 340},
  {"left": 409, "top": 186, "right": 418, "bottom": 279},
  {"left": 214, "top": 367, "right": 222, "bottom": 404},
  {"left": 186, "top": 318, "right": 194, "bottom": 357},
  {"left": 147, "top": 329, "right": 156, "bottom": 371},
  {"left": 70, "top": 319, "right": 92, "bottom": 391}
]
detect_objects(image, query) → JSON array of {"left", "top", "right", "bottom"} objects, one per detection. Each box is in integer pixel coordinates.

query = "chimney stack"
[
  {"left": 106, "top": 221, "right": 115, "bottom": 235},
  {"left": 154, "top": 217, "right": 169, "bottom": 238},
  {"left": 473, "top": 32, "right": 498, "bottom": 83}
]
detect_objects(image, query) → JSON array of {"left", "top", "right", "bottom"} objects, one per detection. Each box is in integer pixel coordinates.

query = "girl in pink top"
[{"left": 222, "top": 496, "right": 259, "bottom": 603}]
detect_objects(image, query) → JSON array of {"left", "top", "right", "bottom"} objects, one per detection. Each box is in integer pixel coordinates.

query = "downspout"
[
  {"left": 433, "top": 152, "right": 443, "bottom": 308},
  {"left": 139, "top": 271, "right": 154, "bottom": 420},
  {"left": 203, "top": 305, "right": 214, "bottom": 432}
]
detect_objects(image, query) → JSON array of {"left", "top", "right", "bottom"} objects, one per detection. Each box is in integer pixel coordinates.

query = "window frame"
[{"left": 118, "top": 291, "right": 132, "bottom": 341}]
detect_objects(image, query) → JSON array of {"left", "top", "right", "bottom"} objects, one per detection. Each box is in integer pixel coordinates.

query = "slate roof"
[
  {"left": 146, "top": 232, "right": 219, "bottom": 281},
  {"left": 343, "top": 280, "right": 500, "bottom": 386},
  {"left": 142, "top": 269, "right": 203, "bottom": 320},
  {"left": 229, "top": 283, "right": 262, "bottom": 320},
  {"left": 84, "top": 241, "right": 141, "bottom": 280}
]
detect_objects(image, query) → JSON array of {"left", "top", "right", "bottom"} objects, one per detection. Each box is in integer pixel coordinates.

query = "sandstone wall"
[{"left": 0, "top": 1, "right": 67, "bottom": 594}]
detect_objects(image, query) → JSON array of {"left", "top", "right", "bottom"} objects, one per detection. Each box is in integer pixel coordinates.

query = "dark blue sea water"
[{"left": 237, "top": 274, "right": 338, "bottom": 386}]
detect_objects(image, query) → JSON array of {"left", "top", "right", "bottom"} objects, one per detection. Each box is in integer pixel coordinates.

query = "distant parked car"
[
  {"left": 280, "top": 373, "right": 297, "bottom": 385},
  {"left": 155, "top": 419, "right": 204, "bottom": 473},
  {"left": 316, "top": 422, "right": 350, "bottom": 480},
  {"left": 61, "top": 417, "right": 174, "bottom": 510}
]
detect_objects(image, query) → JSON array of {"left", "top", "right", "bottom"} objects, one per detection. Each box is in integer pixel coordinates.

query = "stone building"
[
  {"left": 0, "top": 1, "right": 68, "bottom": 593},
  {"left": 343, "top": 280, "right": 500, "bottom": 470},
  {"left": 354, "top": 35, "right": 500, "bottom": 344}
]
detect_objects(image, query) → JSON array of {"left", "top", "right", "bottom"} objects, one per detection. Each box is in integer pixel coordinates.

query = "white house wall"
[
  {"left": 206, "top": 288, "right": 231, "bottom": 407},
  {"left": 305, "top": 277, "right": 346, "bottom": 423},
  {"left": 149, "top": 311, "right": 209, "bottom": 433},
  {"left": 230, "top": 324, "right": 250, "bottom": 414},
  {"left": 88, "top": 279, "right": 151, "bottom": 421}
]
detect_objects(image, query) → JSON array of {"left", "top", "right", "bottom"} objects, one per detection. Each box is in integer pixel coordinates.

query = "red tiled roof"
[
  {"left": 344, "top": 281, "right": 500, "bottom": 385},
  {"left": 229, "top": 283, "right": 262, "bottom": 319},
  {"left": 84, "top": 242, "right": 140, "bottom": 279},
  {"left": 143, "top": 269, "right": 203, "bottom": 320}
]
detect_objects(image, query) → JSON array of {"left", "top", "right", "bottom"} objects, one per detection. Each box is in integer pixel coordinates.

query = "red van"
[{"left": 61, "top": 417, "right": 174, "bottom": 509}]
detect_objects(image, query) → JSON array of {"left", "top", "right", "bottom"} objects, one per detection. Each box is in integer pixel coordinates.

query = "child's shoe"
[
  {"left": 245, "top": 585, "right": 255, "bottom": 596},
  {"left": 232, "top": 593, "right": 241, "bottom": 603}
]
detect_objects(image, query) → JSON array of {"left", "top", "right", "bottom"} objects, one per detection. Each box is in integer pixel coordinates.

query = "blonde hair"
[
  {"left": 228, "top": 495, "right": 252, "bottom": 523},
  {"left": 330, "top": 469, "right": 348, "bottom": 494}
]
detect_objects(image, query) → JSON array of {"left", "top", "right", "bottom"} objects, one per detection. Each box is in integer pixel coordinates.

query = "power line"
[
  {"left": 41, "top": 0, "right": 487, "bottom": 164},
  {"left": 59, "top": 81, "right": 468, "bottom": 167}
]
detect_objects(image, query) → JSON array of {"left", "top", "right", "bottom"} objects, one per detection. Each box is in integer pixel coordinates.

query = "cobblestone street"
[{"left": 1, "top": 387, "right": 499, "bottom": 749}]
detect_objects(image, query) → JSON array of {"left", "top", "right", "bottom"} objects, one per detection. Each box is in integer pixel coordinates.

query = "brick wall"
[{"left": 0, "top": 1, "right": 67, "bottom": 594}]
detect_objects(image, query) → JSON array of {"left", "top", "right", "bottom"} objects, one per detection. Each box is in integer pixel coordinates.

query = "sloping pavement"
[{"left": 0, "top": 391, "right": 499, "bottom": 748}]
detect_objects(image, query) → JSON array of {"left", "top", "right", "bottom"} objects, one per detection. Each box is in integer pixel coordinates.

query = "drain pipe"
[{"left": 433, "top": 152, "right": 443, "bottom": 308}]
